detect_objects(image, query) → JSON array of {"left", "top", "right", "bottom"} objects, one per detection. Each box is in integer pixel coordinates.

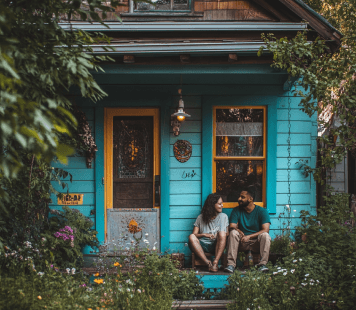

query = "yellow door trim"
[{"left": 104, "top": 108, "right": 160, "bottom": 239}]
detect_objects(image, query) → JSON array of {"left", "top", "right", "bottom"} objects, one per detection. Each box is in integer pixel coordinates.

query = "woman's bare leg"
[
  {"left": 213, "top": 231, "right": 227, "bottom": 266},
  {"left": 188, "top": 234, "right": 211, "bottom": 266}
]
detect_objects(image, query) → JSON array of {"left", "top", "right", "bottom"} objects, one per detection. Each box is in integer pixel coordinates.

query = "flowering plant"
[{"left": 42, "top": 206, "right": 99, "bottom": 268}]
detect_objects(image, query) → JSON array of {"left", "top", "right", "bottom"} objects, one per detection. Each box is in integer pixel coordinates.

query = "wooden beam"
[
  {"left": 283, "top": 76, "right": 299, "bottom": 91},
  {"left": 123, "top": 55, "right": 135, "bottom": 64},
  {"left": 228, "top": 53, "right": 238, "bottom": 63},
  {"left": 180, "top": 54, "right": 190, "bottom": 64},
  {"left": 279, "top": 0, "right": 341, "bottom": 45},
  {"left": 250, "top": 0, "right": 290, "bottom": 22}
]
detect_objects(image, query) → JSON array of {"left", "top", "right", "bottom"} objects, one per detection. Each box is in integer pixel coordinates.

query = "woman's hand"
[{"left": 204, "top": 233, "right": 216, "bottom": 239}]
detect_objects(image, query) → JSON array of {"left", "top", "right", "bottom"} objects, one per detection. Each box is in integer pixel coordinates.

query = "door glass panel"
[
  {"left": 216, "top": 160, "right": 263, "bottom": 203},
  {"left": 113, "top": 116, "right": 153, "bottom": 208},
  {"left": 216, "top": 109, "right": 263, "bottom": 157}
]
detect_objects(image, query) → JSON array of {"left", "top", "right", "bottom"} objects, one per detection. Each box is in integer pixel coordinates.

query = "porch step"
[
  {"left": 198, "top": 273, "right": 230, "bottom": 291},
  {"left": 172, "top": 300, "right": 233, "bottom": 309}
]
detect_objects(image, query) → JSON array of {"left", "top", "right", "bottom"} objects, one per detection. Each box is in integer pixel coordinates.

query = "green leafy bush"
[
  {"left": 224, "top": 191, "right": 356, "bottom": 309},
  {"left": 270, "top": 234, "right": 293, "bottom": 256},
  {"left": 0, "top": 252, "right": 205, "bottom": 309},
  {"left": 42, "top": 206, "right": 99, "bottom": 268}
]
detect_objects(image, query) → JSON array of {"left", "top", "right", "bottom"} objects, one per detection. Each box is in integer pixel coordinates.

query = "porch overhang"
[
  {"left": 88, "top": 41, "right": 268, "bottom": 56},
  {"left": 59, "top": 21, "right": 308, "bottom": 32}
]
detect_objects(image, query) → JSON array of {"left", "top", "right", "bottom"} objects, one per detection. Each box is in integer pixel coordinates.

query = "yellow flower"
[
  {"left": 88, "top": 308, "right": 92, "bottom": 310},
  {"left": 37, "top": 296, "right": 42, "bottom": 300},
  {"left": 94, "top": 279, "right": 104, "bottom": 284},
  {"left": 114, "top": 262, "right": 121, "bottom": 267},
  {"left": 94, "top": 272, "right": 99, "bottom": 277},
  {"left": 117, "top": 274, "right": 120, "bottom": 278}
]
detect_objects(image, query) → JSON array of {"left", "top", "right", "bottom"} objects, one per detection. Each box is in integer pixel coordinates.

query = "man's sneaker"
[
  {"left": 224, "top": 265, "right": 235, "bottom": 273},
  {"left": 258, "top": 265, "right": 269, "bottom": 272}
]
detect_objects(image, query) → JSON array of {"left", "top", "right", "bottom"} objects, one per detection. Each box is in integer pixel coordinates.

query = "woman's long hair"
[{"left": 201, "top": 193, "right": 222, "bottom": 224}]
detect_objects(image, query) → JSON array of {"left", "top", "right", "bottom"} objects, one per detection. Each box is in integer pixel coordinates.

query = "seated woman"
[{"left": 188, "top": 193, "right": 228, "bottom": 272}]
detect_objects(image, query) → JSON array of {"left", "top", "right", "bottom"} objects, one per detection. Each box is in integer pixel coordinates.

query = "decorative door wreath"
[{"left": 173, "top": 140, "right": 192, "bottom": 163}]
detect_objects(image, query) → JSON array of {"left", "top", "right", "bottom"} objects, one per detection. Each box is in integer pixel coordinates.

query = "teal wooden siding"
[
  {"left": 51, "top": 65, "right": 317, "bottom": 264},
  {"left": 50, "top": 107, "right": 96, "bottom": 254},
  {"left": 169, "top": 96, "right": 202, "bottom": 258}
]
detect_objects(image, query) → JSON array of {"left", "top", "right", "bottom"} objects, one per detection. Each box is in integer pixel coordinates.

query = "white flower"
[
  {"left": 316, "top": 280, "right": 319, "bottom": 283},
  {"left": 299, "top": 258, "right": 302, "bottom": 262},
  {"left": 71, "top": 268, "right": 76, "bottom": 275},
  {"left": 293, "top": 259, "right": 297, "bottom": 263},
  {"left": 305, "top": 274, "right": 309, "bottom": 277},
  {"left": 291, "top": 269, "right": 295, "bottom": 274},
  {"left": 277, "top": 267, "right": 281, "bottom": 269},
  {"left": 301, "top": 283, "right": 307, "bottom": 286},
  {"left": 283, "top": 272, "right": 287, "bottom": 276},
  {"left": 145, "top": 233, "right": 149, "bottom": 236},
  {"left": 37, "top": 272, "right": 44, "bottom": 277},
  {"left": 152, "top": 246, "right": 156, "bottom": 250},
  {"left": 127, "top": 288, "right": 130, "bottom": 292},
  {"left": 137, "top": 289, "right": 141, "bottom": 293},
  {"left": 66, "top": 268, "right": 70, "bottom": 274},
  {"left": 273, "top": 272, "right": 278, "bottom": 275}
]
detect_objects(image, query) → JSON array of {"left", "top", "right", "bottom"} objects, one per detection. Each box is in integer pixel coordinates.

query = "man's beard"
[{"left": 238, "top": 201, "right": 249, "bottom": 208}]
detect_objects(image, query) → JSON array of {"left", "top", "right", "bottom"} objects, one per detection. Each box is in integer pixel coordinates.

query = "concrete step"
[{"left": 172, "top": 300, "right": 233, "bottom": 309}]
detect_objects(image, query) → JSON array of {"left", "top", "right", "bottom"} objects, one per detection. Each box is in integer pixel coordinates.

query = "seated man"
[
  {"left": 188, "top": 193, "right": 228, "bottom": 272},
  {"left": 224, "top": 189, "right": 271, "bottom": 273}
]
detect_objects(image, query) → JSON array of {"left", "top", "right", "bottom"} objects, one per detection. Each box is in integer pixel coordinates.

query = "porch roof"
[{"left": 59, "top": 21, "right": 307, "bottom": 32}]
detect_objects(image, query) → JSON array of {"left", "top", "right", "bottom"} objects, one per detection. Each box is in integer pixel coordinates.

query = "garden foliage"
[
  {"left": 0, "top": 252, "right": 204, "bottom": 310},
  {"left": 224, "top": 191, "right": 356, "bottom": 309},
  {"left": 0, "top": 0, "right": 122, "bottom": 187}
]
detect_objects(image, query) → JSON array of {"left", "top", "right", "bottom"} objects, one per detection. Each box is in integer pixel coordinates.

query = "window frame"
[
  {"left": 212, "top": 106, "right": 267, "bottom": 208},
  {"left": 130, "top": 0, "right": 192, "bottom": 13}
]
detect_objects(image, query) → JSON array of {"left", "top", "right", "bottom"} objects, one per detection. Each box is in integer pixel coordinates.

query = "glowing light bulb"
[{"left": 177, "top": 115, "right": 185, "bottom": 122}]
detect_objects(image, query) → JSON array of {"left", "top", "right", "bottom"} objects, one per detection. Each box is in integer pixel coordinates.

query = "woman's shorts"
[{"left": 189, "top": 237, "right": 216, "bottom": 254}]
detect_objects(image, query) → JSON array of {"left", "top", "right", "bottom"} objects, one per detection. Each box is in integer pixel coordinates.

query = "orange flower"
[
  {"left": 94, "top": 279, "right": 104, "bottom": 284},
  {"left": 37, "top": 296, "right": 42, "bottom": 300},
  {"left": 128, "top": 219, "right": 142, "bottom": 234},
  {"left": 94, "top": 272, "right": 99, "bottom": 277},
  {"left": 114, "top": 262, "right": 121, "bottom": 267}
]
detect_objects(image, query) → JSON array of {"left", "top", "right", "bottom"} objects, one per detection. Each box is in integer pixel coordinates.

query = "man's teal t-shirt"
[{"left": 229, "top": 205, "right": 271, "bottom": 235}]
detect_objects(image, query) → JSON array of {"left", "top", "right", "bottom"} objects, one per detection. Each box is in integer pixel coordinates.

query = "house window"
[
  {"left": 132, "top": 0, "right": 190, "bottom": 12},
  {"left": 213, "top": 106, "right": 267, "bottom": 208}
]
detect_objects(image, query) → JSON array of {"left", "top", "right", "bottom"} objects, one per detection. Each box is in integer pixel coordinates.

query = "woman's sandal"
[{"left": 209, "top": 263, "right": 219, "bottom": 272}]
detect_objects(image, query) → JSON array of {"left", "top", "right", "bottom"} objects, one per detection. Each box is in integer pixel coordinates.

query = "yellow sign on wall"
[{"left": 57, "top": 194, "right": 84, "bottom": 205}]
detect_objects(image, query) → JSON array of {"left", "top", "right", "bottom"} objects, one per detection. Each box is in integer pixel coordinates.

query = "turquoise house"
[{"left": 51, "top": 0, "right": 341, "bottom": 266}]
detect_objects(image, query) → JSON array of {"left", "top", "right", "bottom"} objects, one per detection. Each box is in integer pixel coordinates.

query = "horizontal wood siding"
[
  {"left": 50, "top": 108, "right": 96, "bottom": 237},
  {"left": 273, "top": 89, "right": 317, "bottom": 238},
  {"left": 169, "top": 96, "right": 202, "bottom": 262}
]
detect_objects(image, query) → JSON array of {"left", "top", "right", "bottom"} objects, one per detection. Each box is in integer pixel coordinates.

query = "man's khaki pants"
[{"left": 227, "top": 230, "right": 271, "bottom": 267}]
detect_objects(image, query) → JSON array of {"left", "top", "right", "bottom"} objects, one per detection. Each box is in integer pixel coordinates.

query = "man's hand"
[
  {"left": 241, "top": 235, "right": 251, "bottom": 243},
  {"left": 236, "top": 229, "right": 245, "bottom": 237}
]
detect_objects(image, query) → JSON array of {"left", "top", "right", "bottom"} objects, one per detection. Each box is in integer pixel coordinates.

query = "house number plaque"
[
  {"left": 173, "top": 140, "right": 192, "bottom": 163},
  {"left": 57, "top": 194, "right": 84, "bottom": 205}
]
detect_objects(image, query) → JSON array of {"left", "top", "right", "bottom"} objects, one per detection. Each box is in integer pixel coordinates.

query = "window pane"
[
  {"left": 136, "top": 0, "right": 188, "bottom": 11},
  {"left": 216, "top": 109, "right": 263, "bottom": 157},
  {"left": 216, "top": 160, "right": 263, "bottom": 203}
]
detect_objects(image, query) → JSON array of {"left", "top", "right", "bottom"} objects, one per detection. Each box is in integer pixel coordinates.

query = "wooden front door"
[{"left": 104, "top": 108, "right": 160, "bottom": 245}]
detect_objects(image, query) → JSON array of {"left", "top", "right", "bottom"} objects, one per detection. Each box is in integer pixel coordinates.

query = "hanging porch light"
[{"left": 171, "top": 89, "right": 191, "bottom": 136}]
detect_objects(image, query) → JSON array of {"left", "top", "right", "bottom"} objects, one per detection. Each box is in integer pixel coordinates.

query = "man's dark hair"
[
  {"left": 245, "top": 187, "right": 256, "bottom": 201},
  {"left": 201, "top": 193, "right": 222, "bottom": 224}
]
